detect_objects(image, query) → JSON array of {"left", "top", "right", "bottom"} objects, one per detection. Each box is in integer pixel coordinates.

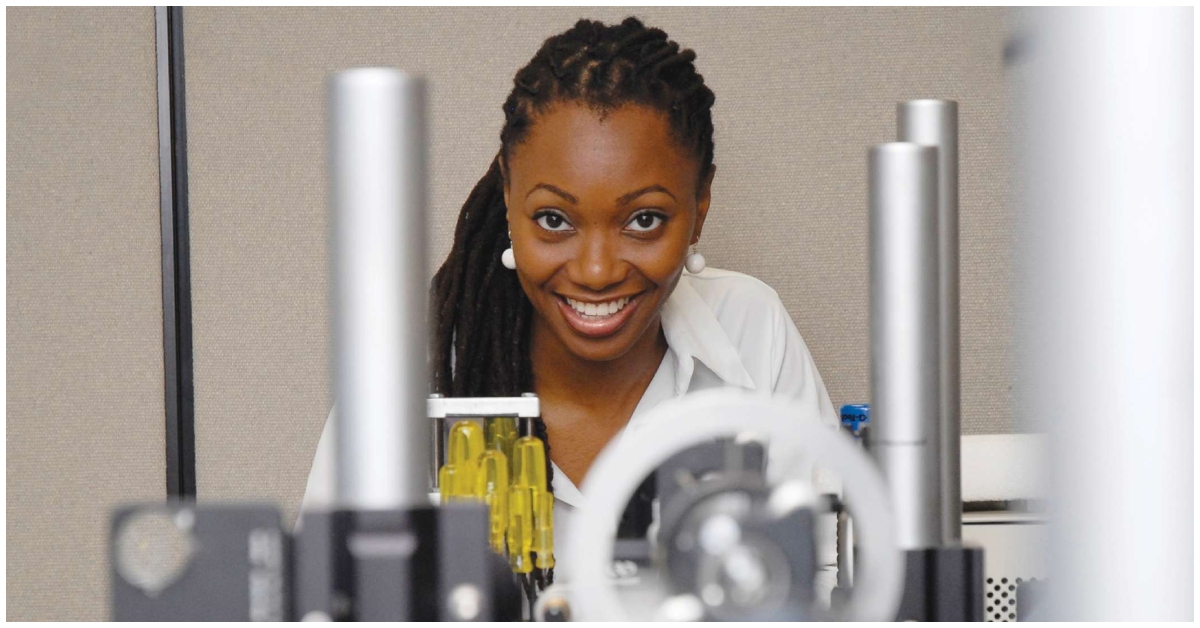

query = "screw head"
[
  {"left": 656, "top": 593, "right": 706, "bottom": 621},
  {"left": 446, "top": 584, "right": 483, "bottom": 620},
  {"left": 541, "top": 596, "right": 572, "bottom": 622},
  {"left": 173, "top": 508, "right": 195, "bottom": 531}
]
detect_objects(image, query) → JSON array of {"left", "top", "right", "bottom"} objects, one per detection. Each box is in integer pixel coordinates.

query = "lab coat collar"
[
  {"left": 660, "top": 275, "right": 758, "bottom": 395},
  {"left": 550, "top": 460, "right": 585, "bottom": 507}
]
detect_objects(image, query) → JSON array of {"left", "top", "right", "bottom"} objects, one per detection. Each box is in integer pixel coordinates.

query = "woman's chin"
[
  {"left": 549, "top": 315, "right": 655, "bottom": 364},
  {"left": 565, "top": 337, "right": 638, "bottom": 363}
]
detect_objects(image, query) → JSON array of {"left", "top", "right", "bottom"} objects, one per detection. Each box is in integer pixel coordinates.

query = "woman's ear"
[{"left": 693, "top": 163, "right": 716, "bottom": 244}]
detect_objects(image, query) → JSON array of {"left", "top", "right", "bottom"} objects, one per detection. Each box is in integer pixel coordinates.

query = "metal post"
[
  {"left": 836, "top": 512, "right": 854, "bottom": 588},
  {"left": 330, "top": 68, "right": 429, "bottom": 510},
  {"left": 155, "top": 6, "right": 196, "bottom": 498},
  {"left": 430, "top": 394, "right": 444, "bottom": 491},
  {"left": 897, "top": 100, "right": 961, "bottom": 545},
  {"left": 869, "top": 142, "right": 942, "bottom": 550}
]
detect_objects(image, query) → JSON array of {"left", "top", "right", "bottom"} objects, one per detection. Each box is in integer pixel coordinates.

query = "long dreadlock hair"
[{"left": 430, "top": 16, "right": 717, "bottom": 489}]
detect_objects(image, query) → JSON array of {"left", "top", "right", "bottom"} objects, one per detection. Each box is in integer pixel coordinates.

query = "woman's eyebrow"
[
  {"left": 526, "top": 183, "right": 578, "bottom": 204},
  {"left": 617, "top": 184, "right": 676, "bottom": 205}
]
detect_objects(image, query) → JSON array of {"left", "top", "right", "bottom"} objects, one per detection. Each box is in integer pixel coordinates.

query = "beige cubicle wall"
[
  {"left": 6, "top": 7, "right": 1017, "bottom": 621},
  {"left": 7, "top": 7, "right": 165, "bottom": 621},
  {"left": 183, "top": 7, "right": 1016, "bottom": 524}
]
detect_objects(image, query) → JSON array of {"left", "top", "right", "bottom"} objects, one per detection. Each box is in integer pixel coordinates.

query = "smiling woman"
[
  {"left": 504, "top": 103, "right": 705, "bottom": 485},
  {"left": 426, "top": 14, "right": 838, "bottom": 582},
  {"left": 303, "top": 15, "right": 839, "bottom": 590}
]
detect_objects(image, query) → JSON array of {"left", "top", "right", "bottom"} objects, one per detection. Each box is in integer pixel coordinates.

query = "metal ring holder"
[{"left": 564, "top": 389, "right": 904, "bottom": 621}]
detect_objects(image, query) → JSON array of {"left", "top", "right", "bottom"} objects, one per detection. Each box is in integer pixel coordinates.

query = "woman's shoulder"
[
  {"left": 679, "top": 267, "right": 788, "bottom": 318},
  {"left": 669, "top": 267, "right": 812, "bottom": 394},
  {"left": 675, "top": 267, "right": 795, "bottom": 352}
]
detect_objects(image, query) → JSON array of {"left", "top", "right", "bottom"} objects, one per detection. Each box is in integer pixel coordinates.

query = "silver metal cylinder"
[
  {"left": 869, "top": 142, "right": 942, "bottom": 550},
  {"left": 897, "top": 100, "right": 961, "bottom": 545},
  {"left": 330, "top": 68, "right": 429, "bottom": 510},
  {"left": 836, "top": 511, "right": 854, "bottom": 588}
]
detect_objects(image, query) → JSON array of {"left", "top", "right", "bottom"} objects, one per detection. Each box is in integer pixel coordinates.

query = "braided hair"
[{"left": 430, "top": 16, "right": 716, "bottom": 485}]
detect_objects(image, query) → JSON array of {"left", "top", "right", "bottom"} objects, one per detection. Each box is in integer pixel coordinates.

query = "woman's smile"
[{"left": 555, "top": 292, "right": 644, "bottom": 338}]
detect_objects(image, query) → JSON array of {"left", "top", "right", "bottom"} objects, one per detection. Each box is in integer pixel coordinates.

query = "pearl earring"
[
  {"left": 501, "top": 231, "right": 516, "bottom": 270},
  {"left": 685, "top": 243, "right": 706, "bottom": 274}
]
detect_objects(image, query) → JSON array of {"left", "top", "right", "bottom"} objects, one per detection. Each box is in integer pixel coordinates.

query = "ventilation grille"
[{"left": 985, "top": 576, "right": 1039, "bottom": 622}]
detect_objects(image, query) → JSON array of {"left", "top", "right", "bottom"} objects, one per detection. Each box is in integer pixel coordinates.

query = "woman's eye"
[
  {"left": 535, "top": 212, "right": 571, "bottom": 232},
  {"left": 627, "top": 212, "right": 665, "bottom": 232}
]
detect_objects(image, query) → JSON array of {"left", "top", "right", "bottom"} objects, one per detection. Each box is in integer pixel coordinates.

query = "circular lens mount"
[{"left": 564, "top": 389, "right": 903, "bottom": 621}]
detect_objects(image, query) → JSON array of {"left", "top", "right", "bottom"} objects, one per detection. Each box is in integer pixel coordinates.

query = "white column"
[
  {"left": 1016, "top": 8, "right": 1193, "bottom": 619},
  {"left": 330, "top": 68, "right": 430, "bottom": 510}
]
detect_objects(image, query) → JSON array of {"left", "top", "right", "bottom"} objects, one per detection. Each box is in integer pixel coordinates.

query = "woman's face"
[{"left": 503, "top": 102, "right": 712, "bottom": 363}]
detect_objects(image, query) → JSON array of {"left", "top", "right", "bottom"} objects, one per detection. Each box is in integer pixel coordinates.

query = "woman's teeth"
[{"left": 565, "top": 296, "right": 630, "bottom": 318}]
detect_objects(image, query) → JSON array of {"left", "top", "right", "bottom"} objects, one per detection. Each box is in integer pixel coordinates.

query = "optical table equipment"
[{"left": 109, "top": 68, "right": 1000, "bottom": 622}]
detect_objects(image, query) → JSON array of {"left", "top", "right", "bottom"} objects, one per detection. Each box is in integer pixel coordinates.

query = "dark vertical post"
[{"left": 156, "top": 6, "right": 195, "bottom": 497}]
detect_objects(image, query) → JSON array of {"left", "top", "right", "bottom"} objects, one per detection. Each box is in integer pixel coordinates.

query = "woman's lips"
[{"left": 555, "top": 294, "right": 642, "bottom": 338}]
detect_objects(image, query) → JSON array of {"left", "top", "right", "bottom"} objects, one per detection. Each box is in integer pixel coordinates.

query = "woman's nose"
[{"left": 569, "top": 233, "right": 626, "bottom": 292}]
